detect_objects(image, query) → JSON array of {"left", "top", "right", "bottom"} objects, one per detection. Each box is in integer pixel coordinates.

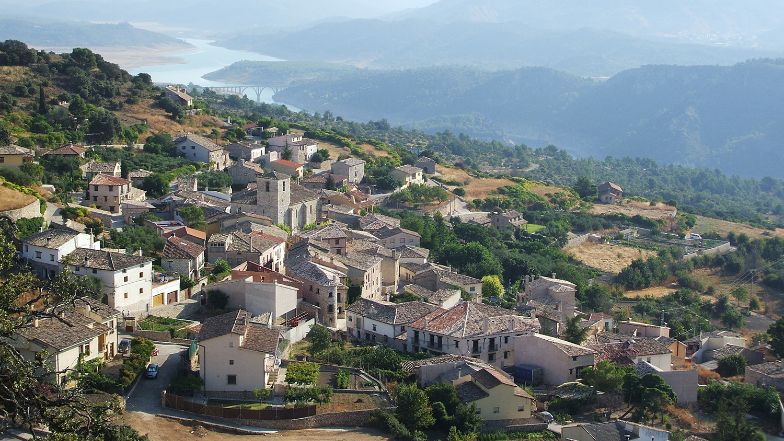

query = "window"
[
  {"left": 191, "top": 146, "right": 195, "bottom": 150},
  {"left": 372, "top": 324, "right": 376, "bottom": 331},
  {"left": 454, "top": 340, "right": 459, "bottom": 349},
  {"left": 488, "top": 353, "right": 496, "bottom": 362},
  {"left": 229, "top": 360, "right": 234, "bottom": 365},
  {"left": 504, "top": 336, "right": 509, "bottom": 344},
  {"left": 348, "top": 316, "right": 352, "bottom": 322},
  {"left": 229, "top": 341, "right": 234, "bottom": 348},
  {"left": 139, "top": 272, "right": 143, "bottom": 278},
  {"left": 503, "top": 351, "right": 509, "bottom": 359},
  {"left": 35, "top": 251, "right": 41, "bottom": 259},
  {"left": 49, "top": 254, "right": 54, "bottom": 261},
  {"left": 93, "top": 196, "right": 97, "bottom": 202},
  {"left": 400, "top": 326, "right": 405, "bottom": 332},
  {"left": 93, "top": 185, "right": 98, "bottom": 191},
  {"left": 572, "top": 356, "right": 578, "bottom": 361},
  {"left": 139, "top": 288, "right": 143, "bottom": 294},
  {"left": 517, "top": 406, "right": 526, "bottom": 412},
  {"left": 24, "top": 245, "right": 28, "bottom": 252},
  {"left": 0, "top": 157, "right": 4, "bottom": 163},
  {"left": 124, "top": 293, "right": 128, "bottom": 299},
  {"left": 124, "top": 276, "right": 128, "bottom": 282},
  {"left": 103, "top": 196, "right": 108, "bottom": 202},
  {"left": 227, "top": 375, "right": 237, "bottom": 385},
  {"left": 92, "top": 269, "right": 97, "bottom": 274},
  {"left": 647, "top": 357, "right": 651, "bottom": 363},
  {"left": 493, "top": 407, "right": 500, "bottom": 414},
  {"left": 469, "top": 286, "right": 476, "bottom": 292}
]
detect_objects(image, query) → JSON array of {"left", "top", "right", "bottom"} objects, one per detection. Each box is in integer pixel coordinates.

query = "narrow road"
[{"left": 125, "top": 343, "right": 186, "bottom": 414}]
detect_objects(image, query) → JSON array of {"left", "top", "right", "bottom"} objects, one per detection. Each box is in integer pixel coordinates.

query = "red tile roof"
[{"left": 272, "top": 159, "right": 304, "bottom": 168}]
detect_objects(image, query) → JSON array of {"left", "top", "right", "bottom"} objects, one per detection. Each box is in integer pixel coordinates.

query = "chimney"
[{"left": 33, "top": 318, "right": 39, "bottom": 327}]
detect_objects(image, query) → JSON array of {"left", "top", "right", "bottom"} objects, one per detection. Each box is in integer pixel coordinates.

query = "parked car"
[
  {"left": 145, "top": 363, "right": 159, "bottom": 379},
  {"left": 118, "top": 339, "right": 131, "bottom": 355},
  {"left": 536, "top": 411, "right": 554, "bottom": 424}
]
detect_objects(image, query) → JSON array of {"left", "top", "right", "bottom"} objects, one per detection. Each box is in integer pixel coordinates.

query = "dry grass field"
[
  {"left": 623, "top": 286, "right": 678, "bottom": 299},
  {"left": 589, "top": 200, "right": 677, "bottom": 221},
  {"left": 435, "top": 165, "right": 515, "bottom": 200},
  {"left": 567, "top": 242, "right": 657, "bottom": 274},
  {"left": 119, "top": 100, "right": 224, "bottom": 138},
  {"left": 0, "top": 186, "right": 37, "bottom": 212},
  {"left": 692, "top": 215, "right": 784, "bottom": 239}
]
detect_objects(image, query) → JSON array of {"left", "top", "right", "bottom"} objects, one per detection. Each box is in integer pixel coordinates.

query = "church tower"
[{"left": 256, "top": 171, "right": 290, "bottom": 224}]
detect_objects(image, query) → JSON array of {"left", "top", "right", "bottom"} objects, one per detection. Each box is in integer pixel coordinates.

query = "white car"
[
  {"left": 686, "top": 233, "right": 702, "bottom": 240},
  {"left": 536, "top": 411, "right": 554, "bottom": 423}
]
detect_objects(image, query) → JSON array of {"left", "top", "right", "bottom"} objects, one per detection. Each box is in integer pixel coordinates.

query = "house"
[
  {"left": 597, "top": 181, "right": 623, "bottom": 204},
  {"left": 0, "top": 145, "right": 34, "bottom": 167},
  {"left": 402, "top": 284, "right": 461, "bottom": 309},
  {"left": 21, "top": 225, "right": 101, "bottom": 279},
  {"left": 208, "top": 274, "right": 300, "bottom": 324},
  {"left": 165, "top": 225, "right": 208, "bottom": 248},
  {"left": 13, "top": 299, "right": 121, "bottom": 385},
  {"left": 390, "top": 165, "right": 424, "bottom": 189},
  {"left": 80, "top": 161, "right": 121, "bottom": 181},
  {"left": 407, "top": 301, "right": 540, "bottom": 367},
  {"left": 331, "top": 158, "right": 365, "bottom": 184},
  {"left": 512, "top": 334, "right": 596, "bottom": 386},
  {"left": 745, "top": 361, "right": 784, "bottom": 392},
  {"left": 346, "top": 240, "right": 400, "bottom": 293},
  {"left": 561, "top": 421, "right": 669, "bottom": 441},
  {"left": 358, "top": 213, "right": 401, "bottom": 232},
  {"left": 654, "top": 336, "right": 687, "bottom": 360},
  {"left": 175, "top": 133, "right": 230, "bottom": 170},
  {"left": 313, "top": 249, "right": 384, "bottom": 301},
  {"left": 225, "top": 141, "right": 265, "bottom": 162},
  {"left": 346, "top": 298, "right": 439, "bottom": 351},
  {"left": 198, "top": 309, "right": 283, "bottom": 393},
  {"left": 231, "top": 172, "right": 319, "bottom": 232},
  {"left": 414, "top": 156, "right": 436, "bottom": 174},
  {"left": 266, "top": 134, "right": 318, "bottom": 163},
  {"left": 270, "top": 159, "right": 304, "bottom": 179},
  {"left": 47, "top": 144, "right": 86, "bottom": 158},
  {"left": 286, "top": 259, "right": 347, "bottom": 329},
  {"left": 165, "top": 85, "right": 193, "bottom": 107},
  {"left": 372, "top": 226, "right": 421, "bottom": 248},
  {"left": 301, "top": 173, "right": 348, "bottom": 191},
  {"left": 85, "top": 174, "right": 145, "bottom": 214},
  {"left": 243, "top": 123, "right": 265, "bottom": 138},
  {"left": 127, "top": 169, "right": 153, "bottom": 187},
  {"left": 518, "top": 276, "right": 577, "bottom": 336},
  {"left": 227, "top": 159, "right": 264, "bottom": 186},
  {"left": 618, "top": 320, "right": 670, "bottom": 338},
  {"left": 402, "top": 355, "right": 535, "bottom": 425},
  {"left": 490, "top": 210, "right": 527, "bottom": 231},
  {"left": 588, "top": 335, "right": 672, "bottom": 371},
  {"left": 700, "top": 343, "right": 763, "bottom": 367},
  {"left": 294, "top": 224, "right": 348, "bottom": 255},
  {"left": 394, "top": 244, "right": 430, "bottom": 265},
  {"left": 61, "top": 248, "right": 154, "bottom": 314},
  {"left": 636, "top": 360, "right": 698, "bottom": 404},
  {"left": 453, "top": 367, "right": 535, "bottom": 425},
  {"left": 161, "top": 236, "right": 205, "bottom": 280},
  {"left": 689, "top": 330, "right": 746, "bottom": 362},
  {"left": 207, "top": 230, "right": 286, "bottom": 271},
  {"left": 412, "top": 266, "right": 482, "bottom": 299}
]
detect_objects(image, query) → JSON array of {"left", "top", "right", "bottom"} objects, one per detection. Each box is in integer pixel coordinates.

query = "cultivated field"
[
  {"left": 567, "top": 242, "right": 657, "bottom": 274},
  {"left": 589, "top": 200, "right": 677, "bottom": 221}
]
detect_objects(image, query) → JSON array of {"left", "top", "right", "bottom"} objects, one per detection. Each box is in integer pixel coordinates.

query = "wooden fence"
[{"left": 163, "top": 392, "right": 316, "bottom": 420}]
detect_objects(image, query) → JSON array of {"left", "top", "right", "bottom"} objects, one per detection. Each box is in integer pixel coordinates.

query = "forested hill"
[
  {"left": 0, "top": 18, "right": 191, "bottom": 49},
  {"left": 271, "top": 60, "right": 784, "bottom": 179}
]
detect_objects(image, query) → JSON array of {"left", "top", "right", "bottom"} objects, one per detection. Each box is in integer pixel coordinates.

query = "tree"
[
  {"left": 481, "top": 275, "right": 504, "bottom": 299},
  {"left": 573, "top": 176, "right": 596, "bottom": 199},
  {"left": 447, "top": 426, "right": 477, "bottom": 441},
  {"left": 87, "top": 110, "right": 121, "bottom": 143},
  {"left": 395, "top": 383, "right": 435, "bottom": 432},
  {"left": 580, "top": 361, "right": 629, "bottom": 393},
  {"left": 563, "top": 316, "right": 589, "bottom": 344},
  {"left": 324, "top": 173, "right": 336, "bottom": 191},
  {"left": 713, "top": 400, "right": 766, "bottom": 441},
  {"left": 143, "top": 132, "right": 175, "bottom": 156},
  {"left": 212, "top": 258, "right": 231, "bottom": 275},
  {"left": 623, "top": 373, "right": 675, "bottom": 422},
  {"left": 0, "top": 122, "right": 11, "bottom": 145},
  {"left": 306, "top": 324, "right": 333, "bottom": 354},
  {"left": 141, "top": 174, "right": 171, "bottom": 198},
  {"left": 282, "top": 145, "right": 292, "bottom": 160},
  {"left": 37, "top": 84, "right": 46, "bottom": 115},
  {"left": 206, "top": 290, "right": 228, "bottom": 310},
  {"left": 717, "top": 354, "right": 747, "bottom": 377},
  {"left": 178, "top": 205, "right": 205, "bottom": 229},
  {"left": 731, "top": 287, "right": 748, "bottom": 307},
  {"left": 768, "top": 317, "right": 784, "bottom": 357}
]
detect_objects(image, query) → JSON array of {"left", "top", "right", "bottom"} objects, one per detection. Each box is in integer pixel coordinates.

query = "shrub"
[
  {"left": 285, "top": 362, "right": 320, "bottom": 385},
  {"left": 284, "top": 385, "right": 332, "bottom": 404},
  {"left": 336, "top": 368, "right": 350, "bottom": 389},
  {"left": 716, "top": 354, "right": 747, "bottom": 377}
]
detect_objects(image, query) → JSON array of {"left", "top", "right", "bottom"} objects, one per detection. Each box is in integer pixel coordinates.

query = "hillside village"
[{"left": 3, "top": 42, "right": 784, "bottom": 441}]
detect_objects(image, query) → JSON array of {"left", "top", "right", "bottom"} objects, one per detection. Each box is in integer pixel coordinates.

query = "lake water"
[{"left": 128, "top": 39, "right": 292, "bottom": 107}]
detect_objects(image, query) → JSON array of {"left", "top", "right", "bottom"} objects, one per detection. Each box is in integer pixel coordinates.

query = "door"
[{"left": 152, "top": 293, "right": 164, "bottom": 307}]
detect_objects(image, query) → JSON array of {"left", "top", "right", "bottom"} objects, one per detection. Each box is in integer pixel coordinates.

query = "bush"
[
  {"left": 716, "top": 354, "right": 747, "bottom": 377},
  {"left": 285, "top": 362, "right": 320, "bottom": 385},
  {"left": 168, "top": 374, "right": 203, "bottom": 395},
  {"left": 284, "top": 385, "right": 332, "bottom": 404},
  {"left": 336, "top": 368, "right": 350, "bottom": 389}
]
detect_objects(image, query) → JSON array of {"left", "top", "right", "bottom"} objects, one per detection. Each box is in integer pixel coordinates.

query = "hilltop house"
[
  {"left": 407, "top": 301, "right": 540, "bottom": 367},
  {"left": 598, "top": 181, "right": 623, "bottom": 204},
  {"left": 13, "top": 299, "right": 121, "bottom": 385},
  {"left": 490, "top": 210, "right": 527, "bottom": 231},
  {"left": 266, "top": 134, "right": 318, "bottom": 163},
  {"left": 518, "top": 276, "right": 577, "bottom": 336},
  {"left": 331, "top": 158, "right": 365, "bottom": 184},
  {"left": 198, "top": 309, "right": 283, "bottom": 393},
  {"left": 0, "top": 145, "right": 34, "bottom": 167},
  {"left": 47, "top": 144, "right": 86, "bottom": 158},
  {"left": 175, "top": 133, "right": 230, "bottom": 170},
  {"left": 227, "top": 159, "right": 264, "bottom": 186},
  {"left": 165, "top": 85, "right": 193, "bottom": 107},
  {"left": 414, "top": 156, "right": 437, "bottom": 174},
  {"left": 21, "top": 225, "right": 101, "bottom": 279},
  {"left": 286, "top": 259, "right": 347, "bottom": 329}
]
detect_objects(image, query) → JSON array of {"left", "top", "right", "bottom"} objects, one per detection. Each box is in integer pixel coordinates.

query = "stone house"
[
  {"left": 512, "top": 333, "right": 596, "bottom": 386},
  {"left": 85, "top": 174, "right": 146, "bottom": 214},
  {"left": 230, "top": 172, "right": 319, "bottom": 232},
  {"left": 266, "top": 134, "right": 318, "bottom": 163},
  {"left": 0, "top": 145, "right": 34, "bottom": 167},
  {"left": 80, "top": 161, "right": 121, "bottom": 181},
  {"left": 161, "top": 235, "right": 205, "bottom": 280},
  {"left": 588, "top": 335, "right": 672, "bottom": 371},
  {"left": 745, "top": 361, "right": 784, "bottom": 392},
  {"left": 390, "top": 165, "right": 424, "bottom": 188},
  {"left": 227, "top": 159, "right": 264, "bottom": 186},
  {"left": 270, "top": 159, "right": 304, "bottom": 179},
  {"left": 414, "top": 156, "right": 437, "bottom": 174},
  {"left": 175, "top": 133, "right": 230, "bottom": 170},
  {"left": 165, "top": 85, "right": 193, "bottom": 107},
  {"left": 403, "top": 284, "right": 461, "bottom": 309},
  {"left": 198, "top": 309, "right": 283, "bottom": 393},
  {"left": 490, "top": 210, "right": 527, "bottom": 231},
  {"left": 331, "top": 158, "right": 366, "bottom": 184},
  {"left": 618, "top": 320, "right": 670, "bottom": 338},
  {"left": 597, "top": 181, "right": 623, "bottom": 204},
  {"left": 206, "top": 230, "right": 286, "bottom": 271},
  {"left": 412, "top": 266, "right": 482, "bottom": 299},
  {"left": 373, "top": 226, "right": 421, "bottom": 248},
  {"left": 286, "top": 259, "right": 347, "bottom": 329},
  {"left": 518, "top": 276, "right": 577, "bottom": 336},
  {"left": 225, "top": 141, "right": 265, "bottom": 162},
  {"left": 346, "top": 298, "right": 439, "bottom": 350},
  {"left": 46, "top": 143, "right": 86, "bottom": 158}
]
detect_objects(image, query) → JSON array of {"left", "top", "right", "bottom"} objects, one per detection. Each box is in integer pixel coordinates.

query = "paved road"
[{"left": 125, "top": 343, "right": 187, "bottom": 414}]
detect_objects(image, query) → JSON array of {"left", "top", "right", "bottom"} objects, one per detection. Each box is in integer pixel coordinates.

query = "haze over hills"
[{"left": 257, "top": 60, "right": 784, "bottom": 179}]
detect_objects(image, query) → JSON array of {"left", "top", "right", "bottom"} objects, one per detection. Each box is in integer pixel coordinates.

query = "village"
[{"left": 1, "top": 82, "right": 782, "bottom": 441}]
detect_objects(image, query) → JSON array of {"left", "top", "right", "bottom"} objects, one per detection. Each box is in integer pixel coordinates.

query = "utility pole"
[
  {"left": 750, "top": 269, "right": 756, "bottom": 306},
  {"left": 660, "top": 309, "right": 665, "bottom": 326}
]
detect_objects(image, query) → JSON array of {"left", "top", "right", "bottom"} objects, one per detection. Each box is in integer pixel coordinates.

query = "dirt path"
[{"left": 124, "top": 412, "right": 391, "bottom": 441}]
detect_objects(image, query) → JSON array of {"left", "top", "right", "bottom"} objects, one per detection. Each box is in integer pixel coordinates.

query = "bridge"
[{"left": 202, "top": 85, "right": 282, "bottom": 102}]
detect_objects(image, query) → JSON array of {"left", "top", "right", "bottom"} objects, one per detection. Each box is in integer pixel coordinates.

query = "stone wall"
[{"left": 0, "top": 198, "right": 41, "bottom": 222}]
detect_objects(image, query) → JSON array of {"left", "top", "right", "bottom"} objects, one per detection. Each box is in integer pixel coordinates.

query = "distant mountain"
[
  {"left": 270, "top": 60, "right": 784, "bottom": 179},
  {"left": 0, "top": 18, "right": 190, "bottom": 49}
]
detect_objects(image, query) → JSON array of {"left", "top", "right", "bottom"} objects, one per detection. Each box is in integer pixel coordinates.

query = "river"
[{"left": 128, "top": 39, "right": 294, "bottom": 107}]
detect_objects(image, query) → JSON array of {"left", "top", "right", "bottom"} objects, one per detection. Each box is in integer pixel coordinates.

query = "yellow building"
[
  {"left": 453, "top": 367, "right": 535, "bottom": 422},
  {"left": 0, "top": 145, "right": 34, "bottom": 167}
]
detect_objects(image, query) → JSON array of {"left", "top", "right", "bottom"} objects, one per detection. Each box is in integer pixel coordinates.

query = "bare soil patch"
[
  {"left": 435, "top": 165, "right": 515, "bottom": 200},
  {"left": 123, "top": 412, "right": 391, "bottom": 441},
  {"left": 589, "top": 200, "right": 677, "bottom": 221},
  {"left": 119, "top": 99, "right": 224, "bottom": 137},
  {"left": 567, "top": 242, "right": 656, "bottom": 274},
  {"left": 692, "top": 215, "right": 784, "bottom": 239}
]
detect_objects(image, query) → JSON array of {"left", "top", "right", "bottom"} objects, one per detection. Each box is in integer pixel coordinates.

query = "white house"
[
  {"left": 175, "top": 133, "right": 231, "bottom": 170},
  {"left": 21, "top": 225, "right": 100, "bottom": 279},
  {"left": 390, "top": 165, "right": 424, "bottom": 188},
  {"left": 208, "top": 277, "right": 300, "bottom": 323},
  {"left": 346, "top": 298, "right": 439, "bottom": 350},
  {"left": 61, "top": 248, "right": 154, "bottom": 314},
  {"left": 160, "top": 235, "right": 205, "bottom": 280},
  {"left": 372, "top": 226, "right": 421, "bottom": 248},
  {"left": 198, "top": 309, "right": 283, "bottom": 393},
  {"left": 266, "top": 134, "right": 318, "bottom": 164}
]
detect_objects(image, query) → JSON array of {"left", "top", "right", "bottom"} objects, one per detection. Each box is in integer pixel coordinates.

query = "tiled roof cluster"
[
  {"left": 347, "top": 298, "right": 439, "bottom": 325},
  {"left": 410, "top": 301, "right": 539, "bottom": 338},
  {"left": 22, "top": 225, "right": 83, "bottom": 248},
  {"left": 175, "top": 133, "right": 223, "bottom": 152},
  {"left": 64, "top": 248, "right": 151, "bottom": 271},
  {"left": 89, "top": 174, "right": 129, "bottom": 186}
]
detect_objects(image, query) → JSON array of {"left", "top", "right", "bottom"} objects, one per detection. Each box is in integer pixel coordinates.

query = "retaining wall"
[{"left": 0, "top": 198, "right": 41, "bottom": 222}]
